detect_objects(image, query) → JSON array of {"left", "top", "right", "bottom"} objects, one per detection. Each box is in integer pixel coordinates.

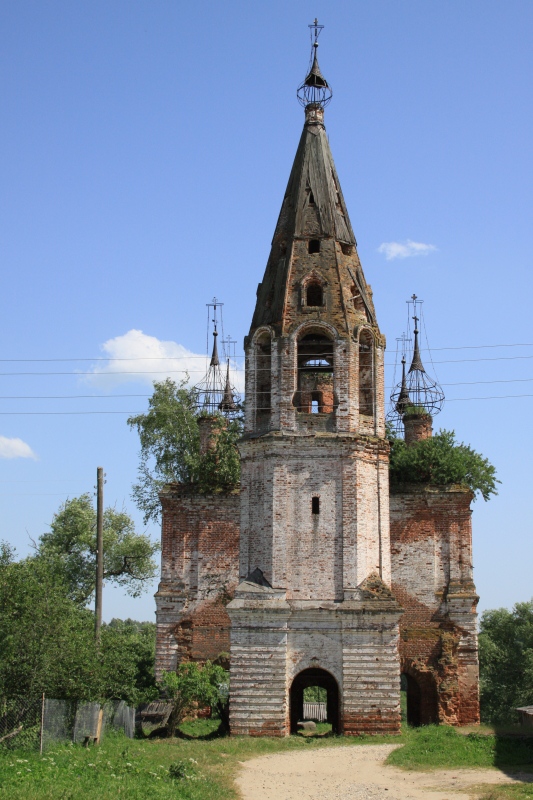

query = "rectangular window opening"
[
  {"left": 311, "top": 399, "right": 319, "bottom": 414},
  {"left": 312, "top": 496, "right": 320, "bottom": 515}
]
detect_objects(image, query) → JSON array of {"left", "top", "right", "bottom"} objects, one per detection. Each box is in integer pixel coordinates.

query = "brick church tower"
[{"left": 227, "top": 25, "right": 403, "bottom": 736}]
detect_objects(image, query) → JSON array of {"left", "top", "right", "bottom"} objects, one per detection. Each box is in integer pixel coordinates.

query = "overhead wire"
[{"left": 0, "top": 340, "right": 532, "bottom": 363}]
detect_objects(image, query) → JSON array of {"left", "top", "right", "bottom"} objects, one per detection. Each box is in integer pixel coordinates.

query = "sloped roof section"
[
  {"left": 250, "top": 107, "right": 370, "bottom": 335},
  {"left": 274, "top": 114, "right": 356, "bottom": 245}
]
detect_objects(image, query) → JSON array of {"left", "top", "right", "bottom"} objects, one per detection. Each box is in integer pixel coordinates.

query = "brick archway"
[{"left": 289, "top": 668, "right": 339, "bottom": 734}]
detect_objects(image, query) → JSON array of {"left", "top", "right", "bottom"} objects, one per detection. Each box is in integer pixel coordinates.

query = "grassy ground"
[
  {"left": 387, "top": 725, "right": 533, "bottom": 770},
  {"left": 0, "top": 720, "right": 402, "bottom": 800},
  {"left": 478, "top": 788, "right": 533, "bottom": 800},
  {"left": 1, "top": 720, "right": 533, "bottom": 799}
]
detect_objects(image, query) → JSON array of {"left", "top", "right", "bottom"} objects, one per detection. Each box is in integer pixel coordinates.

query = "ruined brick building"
[{"left": 155, "top": 31, "right": 480, "bottom": 735}]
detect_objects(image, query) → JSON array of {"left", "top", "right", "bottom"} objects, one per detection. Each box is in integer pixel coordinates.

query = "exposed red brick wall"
[
  {"left": 390, "top": 484, "right": 480, "bottom": 726},
  {"left": 155, "top": 485, "right": 240, "bottom": 678}
]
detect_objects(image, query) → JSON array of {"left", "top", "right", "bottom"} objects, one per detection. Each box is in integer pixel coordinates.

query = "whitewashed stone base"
[{"left": 228, "top": 581, "right": 402, "bottom": 736}]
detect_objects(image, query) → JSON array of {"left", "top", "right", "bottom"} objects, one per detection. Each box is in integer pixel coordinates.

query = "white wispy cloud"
[
  {"left": 378, "top": 240, "right": 437, "bottom": 260},
  {"left": 0, "top": 436, "right": 37, "bottom": 460},
  {"left": 84, "top": 329, "right": 245, "bottom": 393}
]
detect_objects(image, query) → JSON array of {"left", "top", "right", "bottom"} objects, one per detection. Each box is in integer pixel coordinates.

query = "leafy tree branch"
[
  {"left": 128, "top": 378, "right": 242, "bottom": 524},
  {"left": 388, "top": 428, "right": 499, "bottom": 501}
]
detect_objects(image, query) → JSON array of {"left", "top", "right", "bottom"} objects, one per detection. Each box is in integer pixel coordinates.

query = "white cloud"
[
  {"left": 378, "top": 240, "right": 437, "bottom": 260},
  {"left": 85, "top": 329, "right": 245, "bottom": 393},
  {"left": 0, "top": 436, "right": 37, "bottom": 460}
]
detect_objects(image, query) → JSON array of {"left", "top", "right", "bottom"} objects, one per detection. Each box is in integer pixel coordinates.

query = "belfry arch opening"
[
  {"left": 358, "top": 329, "right": 374, "bottom": 417},
  {"left": 255, "top": 333, "right": 272, "bottom": 425},
  {"left": 290, "top": 668, "right": 339, "bottom": 734},
  {"left": 294, "top": 330, "right": 335, "bottom": 414}
]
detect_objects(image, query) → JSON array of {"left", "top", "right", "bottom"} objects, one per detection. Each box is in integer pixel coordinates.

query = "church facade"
[{"left": 155, "top": 37, "right": 480, "bottom": 735}]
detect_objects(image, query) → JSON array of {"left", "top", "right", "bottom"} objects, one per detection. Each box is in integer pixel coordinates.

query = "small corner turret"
[{"left": 388, "top": 295, "right": 444, "bottom": 443}]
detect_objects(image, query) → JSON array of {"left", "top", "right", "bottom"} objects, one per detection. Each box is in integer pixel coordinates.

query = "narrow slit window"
[
  {"left": 308, "top": 191, "right": 315, "bottom": 205},
  {"left": 312, "top": 496, "right": 320, "bottom": 515},
  {"left": 308, "top": 239, "right": 320, "bottom": 254}
]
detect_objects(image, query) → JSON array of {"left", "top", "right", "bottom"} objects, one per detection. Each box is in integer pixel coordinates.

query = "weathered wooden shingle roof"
[{"left": 274, "top": 114, "right": 356, "bottom": 245}]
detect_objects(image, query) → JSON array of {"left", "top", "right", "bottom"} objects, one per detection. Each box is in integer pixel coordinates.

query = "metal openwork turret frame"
[
  {"left": 297, "top": 19, "right": 333, "bottom": 109},
  {"left": 387, "top": 295, "right": 445, "bottom": 434},
  {"left": 194, "top": 298, "right": 240, "bottom": 418}
]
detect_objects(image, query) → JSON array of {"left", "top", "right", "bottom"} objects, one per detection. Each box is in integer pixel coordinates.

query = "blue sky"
[{"left": 0, "top": 0, "right": 531, "bottom": 621}]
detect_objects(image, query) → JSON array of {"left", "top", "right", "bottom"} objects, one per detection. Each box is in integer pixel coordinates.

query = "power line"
[
  {"left": 1, "top": 341, "right": 533, "bottom": 362},
  {"left": 0, "top": 411, "right": 138, "bottom": 415},
  {"left": 3, "top": 376, "right": 533, "bottom": 401},
  {"left": 3, "top": 355, "right": 533, "bottom": 377},
  {"left": 0, "top": 394, "right": 152, "bottom": 399},
  {"left": 0, "top": 392, "right": 532, "bottom": 415}
]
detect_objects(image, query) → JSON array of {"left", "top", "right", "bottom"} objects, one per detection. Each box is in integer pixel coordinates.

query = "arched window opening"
[
  {"left": 311, "top": 496, "right": 320, "bottom": 514},
  {"left": 294, "top": 332, "right": 335, "bottom": 414},
  {"left": 306, "top": 281, "right": 323, "bottom": 307},
  {"left": 359, "top": 330, "right": 374, "bottom": 417},
  {"left": 290, "top": 668, "right": 339, "bottom": 734},
  {"left": 308, "top": 239, "right": 320, "bottom": 254},
  {"left": 255, "top": 334, "right": 271, "bottom": 422}
]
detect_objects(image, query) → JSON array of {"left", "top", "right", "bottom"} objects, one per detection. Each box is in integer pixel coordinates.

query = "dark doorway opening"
[
  {"left": 401, "top": 673, "right": 421, "bottom": 726},
  {"left": 401, "top": 672, "right": 439, "bottom": 726},
  {"left": 290, "top": 668, "right": 339, "bottom": 734}
]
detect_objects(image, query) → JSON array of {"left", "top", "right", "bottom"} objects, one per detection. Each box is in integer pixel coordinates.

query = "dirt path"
[{"left": 236, "top": 743, "right": 529, "bottom": 800}]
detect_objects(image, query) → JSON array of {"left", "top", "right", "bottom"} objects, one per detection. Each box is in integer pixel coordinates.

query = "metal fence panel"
[
  {"left": 42, "top": 699, "right": 76, "bottom": 751},
  {"left": 0, "top": 696, "right": 41, "bottom": 751},
  {"left": 73, "top": 702, "right": 101, "bottom": 743}
]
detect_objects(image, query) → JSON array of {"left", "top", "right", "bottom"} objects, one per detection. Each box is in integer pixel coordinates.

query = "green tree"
[
  {"left": 0, "top": 544, "right": 158, "bottom": 702},
  {"left": 159, "top": 662, "right": 229, "bottom": 736},
  {"left": 0, "top": 547, "right": 98, "bottom": 699},
  {"left": 128, "top": 378, "right": 242, "bottom": 524},
  {"left": 479, "top": 601, "right": 533, "bottom": 724},
  {"left": 36, "top": 494, "right": 159, "bottom": 604},
  {"left": 388, "top": 429, "right": 499, "bottom": 501}
]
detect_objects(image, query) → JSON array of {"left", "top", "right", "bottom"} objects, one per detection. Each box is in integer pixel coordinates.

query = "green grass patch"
[
  {"left": 387, "top": 725, "right": 533, "bottom": 770},
  {"left": 0, "top": 727, "right": 404, "bottom": 800},
  {"left": 5, "top": 722, "right": 533, "bottom": 799},
  {"left": 477, "top": 787, "right": 533, "bottom": 800}
]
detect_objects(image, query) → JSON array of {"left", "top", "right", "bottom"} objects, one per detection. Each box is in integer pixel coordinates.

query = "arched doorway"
[{"left": 289, "top": 668, "right": 339, "bottom": 734}]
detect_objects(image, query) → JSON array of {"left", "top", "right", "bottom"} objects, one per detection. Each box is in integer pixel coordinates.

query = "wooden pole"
[{"left": 95, "top": 467, "right": 104, "bottom": 644}]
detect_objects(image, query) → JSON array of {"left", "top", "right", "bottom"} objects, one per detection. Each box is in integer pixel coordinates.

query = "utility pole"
[{"left": 95, "top": 466, "right": 104, "bottom": 645}]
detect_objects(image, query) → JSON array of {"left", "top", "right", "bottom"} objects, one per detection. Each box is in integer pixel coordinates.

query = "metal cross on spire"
[{"left": 309, "top": 17, "right": 324, "bottom": 47}]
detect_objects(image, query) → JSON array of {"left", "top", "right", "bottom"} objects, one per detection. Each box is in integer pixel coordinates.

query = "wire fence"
[{"left": 0, "top": 696, "right": 135, "bottom": 752}]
